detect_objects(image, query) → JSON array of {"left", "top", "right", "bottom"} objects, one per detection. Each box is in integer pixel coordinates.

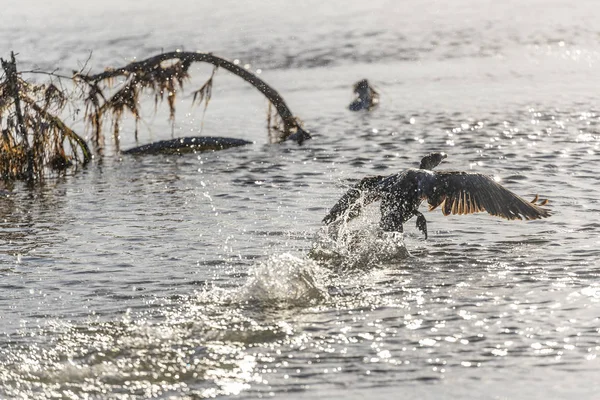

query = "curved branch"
[{"left": 78, "top": 51, "right": 311, "bottom": 143}]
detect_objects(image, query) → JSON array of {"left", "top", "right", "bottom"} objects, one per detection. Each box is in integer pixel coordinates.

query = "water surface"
[{"left": 1, "top": 0, "right": 599, "bottom": 398}]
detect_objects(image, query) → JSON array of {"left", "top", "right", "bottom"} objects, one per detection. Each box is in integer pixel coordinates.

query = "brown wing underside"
[{"left": 426, "top": 172, "right": 551, "bottom": 220}]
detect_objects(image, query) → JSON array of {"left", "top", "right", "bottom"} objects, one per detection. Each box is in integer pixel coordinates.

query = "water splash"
[
  {"left": 309, "top": 216, "right": 410, "bottom": 270},
  {"left": 238, "top": 253, "right": 329, "bottom": 306},
  {"left": 0, "top": 253, "right": 330, "bottom": 398},
  {"left": 0, "top": 293, "right": 287, "bottom": 399}
]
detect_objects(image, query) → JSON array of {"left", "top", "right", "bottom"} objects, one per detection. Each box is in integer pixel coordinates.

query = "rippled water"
[{"left": 1, "top": 0, "right": 600, "bottom": 398}]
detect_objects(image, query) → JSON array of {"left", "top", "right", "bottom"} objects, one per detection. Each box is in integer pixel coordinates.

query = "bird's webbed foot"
[{"left": 415, "top": 212, "right": 428, "bottom": 239}]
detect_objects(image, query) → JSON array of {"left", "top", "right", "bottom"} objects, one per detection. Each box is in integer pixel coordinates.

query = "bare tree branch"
[{"left": 78, "top": 51, "right": 311, "bottom": 144}]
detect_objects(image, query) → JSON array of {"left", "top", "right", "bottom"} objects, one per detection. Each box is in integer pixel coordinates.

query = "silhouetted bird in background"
[
  {"left": 348, "top": 79, "right": 379, "bottom": 111},
  {"left": 323, "top": 152, "right": 551, "bottom": 239}
]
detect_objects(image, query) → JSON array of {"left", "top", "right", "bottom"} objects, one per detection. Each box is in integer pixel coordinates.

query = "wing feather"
[
  {"left": 425, "top": 172, "right": 551, "bottom": 220},
  {"left": 466, "top": 192, "right": 473, "bottom": 214}
]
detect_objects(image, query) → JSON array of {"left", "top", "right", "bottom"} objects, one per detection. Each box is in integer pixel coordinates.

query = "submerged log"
[{"left": 122, "top": 136, "right": 252, "bottom": 155}]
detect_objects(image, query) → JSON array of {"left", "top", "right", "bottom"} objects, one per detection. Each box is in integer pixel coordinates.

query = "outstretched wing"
[
  {"left": 425, "top": 171, "right": 551, "bottom": 220},
  {"left": 323, "top": 176, "right": 385, "bottom": 224}
]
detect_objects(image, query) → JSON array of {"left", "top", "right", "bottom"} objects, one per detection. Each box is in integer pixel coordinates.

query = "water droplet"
[{"left": 419, "top": 338, "right": 437, "bottom": 346}]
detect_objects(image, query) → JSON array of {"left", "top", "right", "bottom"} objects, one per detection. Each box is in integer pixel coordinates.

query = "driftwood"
[
  {"left": 348, "top": 79, "right": 379, "bottom": 112},
  {"left": 122, "top": 136, "right": 252, "bottom": 155},
  {"left": 76, "top": 51, "right": 311, "bottom": 152}
]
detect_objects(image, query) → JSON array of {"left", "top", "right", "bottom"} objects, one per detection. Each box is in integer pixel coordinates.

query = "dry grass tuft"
[{"left": 0, "top": 52, "right": 90, "bottom": 181}]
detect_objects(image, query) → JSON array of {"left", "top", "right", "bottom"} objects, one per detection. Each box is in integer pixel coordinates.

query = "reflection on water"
[{"left": 2, "top": 0, "right": 600, "bottom": 398}]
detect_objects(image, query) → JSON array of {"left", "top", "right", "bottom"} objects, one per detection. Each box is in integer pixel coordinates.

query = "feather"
[{"left": 425, "top": 171, "right": 551, "bottom": 220}]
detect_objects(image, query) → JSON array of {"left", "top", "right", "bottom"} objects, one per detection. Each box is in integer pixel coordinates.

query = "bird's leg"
[{"left": 414, "top": 211, "right": 428, "bottom": 239}]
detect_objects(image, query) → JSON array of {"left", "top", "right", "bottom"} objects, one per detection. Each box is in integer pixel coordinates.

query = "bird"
[
  {"left": 322, "top": 152, "right": 551, "bottom": 239},
  {"left": 348, "top": 79, "right": 379, "bottom": 111}
]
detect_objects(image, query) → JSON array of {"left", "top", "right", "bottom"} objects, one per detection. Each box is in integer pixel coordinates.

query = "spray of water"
[
  {"left": 0, "top": 200, "right": 411, "bottom": 399},
  {"left": 238, "top": 253, "right": 329, "bottom": 306},
  {"left": 309, "top": 203, "right": 411, "bottom": 270}
]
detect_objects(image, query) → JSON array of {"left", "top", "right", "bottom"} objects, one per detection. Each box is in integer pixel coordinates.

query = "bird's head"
[
  {"left": 419, "top": 152, "right": 447, "bottom": 170},
  {"left": 353, "top": 79, "right": 370, "bottom": 93}
]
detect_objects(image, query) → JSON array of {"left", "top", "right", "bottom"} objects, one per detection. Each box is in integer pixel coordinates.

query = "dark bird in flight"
[{"left": 323, "top": 152, "right": 551, "bottom": 239}]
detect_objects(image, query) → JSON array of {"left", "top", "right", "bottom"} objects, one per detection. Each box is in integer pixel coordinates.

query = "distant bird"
[
  {"left": 323, "top": 152, "right": 551, "bottom": 239},
  {"left": 348, "top": 79, "right": 379, "bottom": 111}
]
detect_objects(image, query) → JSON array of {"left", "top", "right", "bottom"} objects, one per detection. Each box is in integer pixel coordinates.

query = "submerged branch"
[
  {"left": 1, "top": 49, "right": 312, "bottom": 180},
  {"left": 123, "top": 136, "right": 252, "bottom": 155},
  {"left": 79, "top": 51, "right": 311, "bottom": 144}
]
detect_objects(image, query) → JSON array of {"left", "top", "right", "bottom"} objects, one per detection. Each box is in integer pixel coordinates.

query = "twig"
[
  {"left": 20, "top": 69, "right": 75, "bottom": 81},
  {"left": 76, "top": 50, "right": 93, "bottom": 76}
]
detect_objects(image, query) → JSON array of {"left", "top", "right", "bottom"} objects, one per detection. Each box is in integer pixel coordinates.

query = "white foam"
[
  {"left": 310, "top": 219, "right": 410, "bottom": 270},
  {"left": 239, "top": 253, "right": 328, "bottom": 306}
]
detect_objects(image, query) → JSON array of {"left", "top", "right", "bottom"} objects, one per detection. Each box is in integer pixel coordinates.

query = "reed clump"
[{"left": 0, "top": 52, "right": 90, "bottom": 181}]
